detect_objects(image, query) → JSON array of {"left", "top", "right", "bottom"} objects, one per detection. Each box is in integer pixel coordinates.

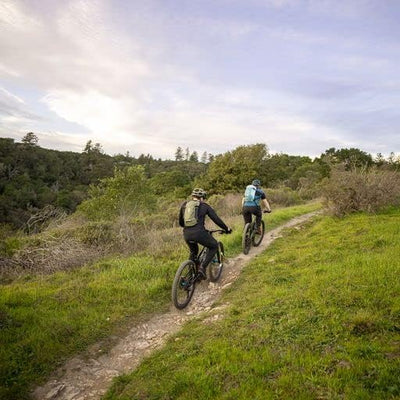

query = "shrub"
[
  {"left": 76, "top": 221, "right": 113, "bottom": 246},
  {"left": 0, "top": 236, "right": 24, "bottom": 257},
  {"left": 267, "top": 186, "right": 302, "bottom": 207},
  {"left": 323, "top": 166, "right": 400, "bottom": 216},
  {"left": 0, "top": 234, "right": 102, "bottom": 281},
  {"left": 78, "top": 166, "right": 156, "bottom": 221},
  {"left": 208, "top": 193, "right": 243, "bottom": 217}
]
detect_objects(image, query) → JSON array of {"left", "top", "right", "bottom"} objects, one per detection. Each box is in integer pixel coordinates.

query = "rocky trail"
[{"left": 33, "top": 212, "right": 318, "bottom": 400}]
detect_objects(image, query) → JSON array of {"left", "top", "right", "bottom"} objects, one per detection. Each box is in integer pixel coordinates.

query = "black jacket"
[{"left": 179, "top": 201, "right": 228, "bottom": 232}]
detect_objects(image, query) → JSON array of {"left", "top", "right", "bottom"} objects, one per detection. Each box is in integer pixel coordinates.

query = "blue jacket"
[{"left": 243, "top": 187, "right": 266, "bottom": 207}]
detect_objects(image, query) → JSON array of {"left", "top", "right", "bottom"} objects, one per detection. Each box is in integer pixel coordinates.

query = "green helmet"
[
  {"left": 191, "top": 188, "right": 207, "bottom": 198},
  {"left": 252, "top": 179, "right": 261, "bottom": 187}
]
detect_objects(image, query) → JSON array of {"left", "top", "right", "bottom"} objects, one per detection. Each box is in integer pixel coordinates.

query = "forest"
[
  {"left": 2, "top": 132, "right": 399, "bottom": 232},
  {"left": 1, "top": 132, "right": 400, "bottom": 281}
]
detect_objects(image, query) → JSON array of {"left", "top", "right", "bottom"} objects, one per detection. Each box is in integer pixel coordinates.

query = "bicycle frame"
[{"left": 242, "top": 215, "right": 265, "bottom": 254}]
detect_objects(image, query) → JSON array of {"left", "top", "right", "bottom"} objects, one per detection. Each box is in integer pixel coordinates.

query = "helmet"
[
  {"left": 191, "top": 188, "right": 207, "bottom": 198},
  {"left": 252, "top": 179, "right": 261, "bottom": 187}
]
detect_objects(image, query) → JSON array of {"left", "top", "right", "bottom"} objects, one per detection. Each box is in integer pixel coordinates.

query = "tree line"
[
  {"left": 0, "top": 134, "right": 207, "bottom": 230},
  {"left": 1, "top": 133, "right": 399, "bottom": 231}
]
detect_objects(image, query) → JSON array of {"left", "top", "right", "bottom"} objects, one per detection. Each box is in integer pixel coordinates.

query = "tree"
[
  {"left": 22, "top": 132, "right": 39, "bottom": 146},
  {"left": 175, "top": 147, "right": 184, "bottom": 161},
  {"left": 149, "top": 169, "right": 191, "bottom": 195},
  {"left": 320, "top": 147, "right": 373, "bottom": 170},
  {"left": 198, "top": 143, "right": 269, "bottom": 192},
  {"left": 83, "top": 140, "right": 103, "bottom": 154},
  {"left": 201, "top": 151, "right": 208, "bottom": 164},
  {"left": 78, "top": 165, "right": 156, "bottom": 221},
  {"left": 189, "top": 151, "right": 199, "bottom": 162}
]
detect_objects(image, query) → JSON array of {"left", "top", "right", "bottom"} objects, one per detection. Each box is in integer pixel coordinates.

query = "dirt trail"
[{"left": 33, "top": 212, "right": 318, "bottom": 400}]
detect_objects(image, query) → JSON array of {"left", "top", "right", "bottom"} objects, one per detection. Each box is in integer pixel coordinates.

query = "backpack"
[
  {"left": 183, "top": 200, "right": 200, "bottom": 227},
  {"left": 244, "top": 184, "right": 257, "bottom": 203}
]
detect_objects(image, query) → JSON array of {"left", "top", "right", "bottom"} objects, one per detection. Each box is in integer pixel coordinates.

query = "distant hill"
[{"left": 0, "top": 136, "right": 206, "bottom": 230}]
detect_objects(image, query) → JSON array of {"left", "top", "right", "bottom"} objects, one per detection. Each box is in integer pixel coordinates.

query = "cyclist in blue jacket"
[{"left": 242, "top": 179, "right": 271, "bottom": 233}]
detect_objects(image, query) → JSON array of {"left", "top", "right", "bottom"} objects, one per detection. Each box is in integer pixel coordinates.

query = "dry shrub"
[
  {"left": 0, "top": 236, "right": 103, "bottom": 281},
  {"left": 77, "top": 221, "right": 114, "bottom": 245},
  {"left": 267, "top": 187, "right": 302, "bottom": 207},
  {"left": 25, "top": 205, "right": 67, "bottom": 234},
  {"left": 0, "top": 192, "right": 255, "bottom": 280},
  {"left": 208, "top": 193, "right": 242, "bottom": 217},
  {"left": 141, "top": 227, "right": 184, "bottom": 258},
  {"left": 323, "top": 166, "right": 400, "bottom": 216}
]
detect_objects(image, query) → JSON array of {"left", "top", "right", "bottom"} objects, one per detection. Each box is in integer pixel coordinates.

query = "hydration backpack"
[
  {"left": 183, "top": 200, "right": 200, "bottom": 227},
  {"left": 244, "top": 184, "right": 257, "bottom": 203}
]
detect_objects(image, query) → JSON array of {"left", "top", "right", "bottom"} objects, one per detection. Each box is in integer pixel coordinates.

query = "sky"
[{"left": 0, "top": 0, "right": 399, "bottom": 160}]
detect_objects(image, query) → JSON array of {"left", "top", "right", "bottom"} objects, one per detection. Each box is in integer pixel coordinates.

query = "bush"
[
  {"left": 208, "top": 193, "right": 243, "bottom": 217},
  {"left": 267, "top": 187, "right": 302, "bottom": 207},
  {"left": 323, "top": 166, "right": 400, "bottom": 216},
  {"left": 0, "top": 236, "right": 24, "bottom": 257},
  {"left": 76, "top": 221, "right": 113, "bottom": 246},
  {"left": 78, "top": 166, "right": 156, "bottom": 221}
]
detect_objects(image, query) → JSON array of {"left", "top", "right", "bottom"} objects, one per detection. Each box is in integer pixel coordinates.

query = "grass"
[
  {"left": 103, "top": 207, "right": 400, "bottom": 400},
  {"left": 0, "top": 203, "right": 320, "bottom": 400}
]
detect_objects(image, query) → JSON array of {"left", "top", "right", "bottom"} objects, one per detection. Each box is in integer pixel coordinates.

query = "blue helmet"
[{"left": 252, "top": 179, "right": 261, "bottom": 187}]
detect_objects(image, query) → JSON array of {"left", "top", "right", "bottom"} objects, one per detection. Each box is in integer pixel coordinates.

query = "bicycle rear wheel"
[
  {"left": 242, "top": 223, "right": 251, "bottom": 254},
  {"left": 252, "top": 220, "right": 265, "bottom": 247},
  {"left": 209, "top": 241, "right": 224, "bottom": 282},
  {"left": 172, "top": 260, "right": 197, "bottom": 309}
]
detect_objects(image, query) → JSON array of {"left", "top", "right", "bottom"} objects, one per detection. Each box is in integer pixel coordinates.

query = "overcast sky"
[{"left": 1, "top": 0, "right": 399, "bottom": 159}]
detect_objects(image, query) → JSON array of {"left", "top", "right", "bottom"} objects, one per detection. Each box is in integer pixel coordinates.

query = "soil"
[{"left": 32, "top": 212, "right": 318, "bottom": 400}]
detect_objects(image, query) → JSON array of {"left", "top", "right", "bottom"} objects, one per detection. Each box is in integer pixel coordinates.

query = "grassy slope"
[
  {"left": 104, "top": 208, "right": 400, "bottom": 400},
  {"left": 0, "top": 203, "right": 320, "bottom": 400}
]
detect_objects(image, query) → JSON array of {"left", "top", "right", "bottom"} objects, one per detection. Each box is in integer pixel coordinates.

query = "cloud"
[
  {"left": 0, "top": 0, "right": 151, "bottom": 92},
  {"left": 0, "top": 88, "right": 42, "bottom": 138},
  {"left": 1, "top": 0, "right": 399, "bottom": 160}
]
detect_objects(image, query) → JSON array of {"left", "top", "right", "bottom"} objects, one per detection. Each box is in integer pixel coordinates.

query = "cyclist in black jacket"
[{"left": 179, "top": 188, "right": 232, "bottom": 279}]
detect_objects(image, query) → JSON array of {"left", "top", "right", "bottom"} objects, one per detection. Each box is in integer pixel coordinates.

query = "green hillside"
[
  {"left": 1, "top": 137, "right": 400, "bottom": 400},
  {"left": 0, "top": 204, "right": 319, "bottom": 400},
  {"left": 104, "top": 209, "right": 400, "bottom": 400}
]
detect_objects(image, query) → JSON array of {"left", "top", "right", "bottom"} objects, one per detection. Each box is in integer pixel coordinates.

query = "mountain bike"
[
  {"left": 242, "top": 210, "right": 270, "bottom": 255},
  {"left": 172, "top": 230, "right": 226, "bottom": 310}
]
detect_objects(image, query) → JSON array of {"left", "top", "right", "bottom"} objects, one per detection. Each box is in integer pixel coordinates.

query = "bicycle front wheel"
[
  {"left": 252, "top": 220, "right": 265, "bottom": 247},
  {"left": 209, "top": 241, "right": 224, "bottom": 282},
  {"left": 242, "top": 223, "right": 252, "bottom": 254},
  {"left": 172, "top": 260, "right": 197, "bottom": 309}
]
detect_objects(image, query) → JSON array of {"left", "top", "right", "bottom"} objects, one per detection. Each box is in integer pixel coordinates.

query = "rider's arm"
[
  {"left": 261, "top": 198, "right": 271, "bottom": 212},
  {"left": 257, "top": 189, "right": 271, "bottom": 212},
  {"left": 206, "top": 204, "right": 229, "bottom": 232}
]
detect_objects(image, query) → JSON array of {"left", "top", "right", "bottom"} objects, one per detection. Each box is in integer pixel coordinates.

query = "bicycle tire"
[
  {"left": 209, "top": 241, "right": 224, "bottom": 282},
  {"left": 242, "top": 223, "right": 252, "bottom": 254},
  {"left": 172, "top": 260, "right": 197, "bottom": 309},
  {"left": 252, "top": 220, "right": 265, "bottom": 247}
]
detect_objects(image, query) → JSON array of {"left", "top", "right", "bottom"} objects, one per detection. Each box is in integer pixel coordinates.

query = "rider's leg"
[
  {"left": 242, "top": 207, "right": 252, "bottom": 225},
  {"left": 196, "top": 231, "right": 219, "bottom": 278},
  {"left": 185, "top": 238, "right": 199, "bottom": 262},
  {"left": 254, "top": 207, "right": 262, "bottom": 232}
]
